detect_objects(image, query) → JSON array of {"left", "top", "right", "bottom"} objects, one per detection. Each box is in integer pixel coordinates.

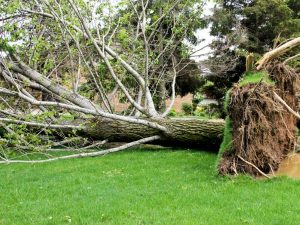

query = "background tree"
[
  {"left": 201, "top": 0, "right": 300, "bottom": 116},
  {"left": 107, "top": 0, "right": 207, "bottom": 112}
]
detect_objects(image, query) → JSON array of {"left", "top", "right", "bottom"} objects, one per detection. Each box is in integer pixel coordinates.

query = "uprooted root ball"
[{"left": 218, "top": 64, "right": 298, "bottom": 176}]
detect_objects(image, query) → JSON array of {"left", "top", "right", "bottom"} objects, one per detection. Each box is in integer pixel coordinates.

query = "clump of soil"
[
  {"left": 218, "top": 63, "right": 298, "bottom": 176},
  {"left": 276, "top": 153, "right": 300, "bottom": 179}
]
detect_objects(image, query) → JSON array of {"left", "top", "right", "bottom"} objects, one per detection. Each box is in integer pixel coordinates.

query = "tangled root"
[{"left": 218, "top": 63, "right": 298, "bottom": 176}]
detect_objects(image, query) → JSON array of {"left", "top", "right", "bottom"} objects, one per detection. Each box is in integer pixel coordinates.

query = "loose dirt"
[{"left": 276, "top": 153, "right": 300, "bottom": 179}]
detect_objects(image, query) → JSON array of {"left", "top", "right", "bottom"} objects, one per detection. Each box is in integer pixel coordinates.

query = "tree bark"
[
  {"left": 256, "top": 37, "right": 300, "bottom": 70},
  {"left": 81, "top": 118, "right": 224, "bottom": 150}
]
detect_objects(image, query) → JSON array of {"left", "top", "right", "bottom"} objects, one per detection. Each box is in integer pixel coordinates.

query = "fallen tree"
[
  {"left": 0, "top": 0, "right": 223, "bottom": 163},
  {"left": 80, "top": 117, "right": 224, "bottom": 148},
  {"left": 0, "top": 0, "right": 299, "bottom": 167},
  {"left": 0, "top": 115, "right": 224, "bottom": 149}
]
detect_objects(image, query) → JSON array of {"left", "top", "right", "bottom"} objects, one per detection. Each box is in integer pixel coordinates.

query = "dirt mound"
[
  {"left": 276, "top": 153, "right": 300, "bottom": 179},
  {"left": 218, "top": 63, "right": 298, "bottom": 176}
]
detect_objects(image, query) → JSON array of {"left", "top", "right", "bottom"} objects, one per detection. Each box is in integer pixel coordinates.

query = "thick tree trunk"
[{"left": 81, "top": 118, "right": 224, "bottom": 150}]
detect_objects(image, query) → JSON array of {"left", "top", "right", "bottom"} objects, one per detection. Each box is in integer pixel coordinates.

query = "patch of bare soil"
[{"left": 276, "top": 153, "right": 300, "bottom": 179}]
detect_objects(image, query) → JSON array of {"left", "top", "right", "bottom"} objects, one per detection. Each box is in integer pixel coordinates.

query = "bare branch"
[
  {"left": 257, "top": 37, "right": 300, "bottom": 70},
  {"left": 0, "top": 117, "right": 82, "bottom": 129},
  {"left": 0, "top": 135, "right": 161, "bottom": 164},
  {"left": 273, "top": 91, "right": 300, "bottom": 120},
  {"left": 284, "top": 53, "right": 300, "bottom": 64},
  {"left": 162, "top": 58, "right": 177, "bottom": 117}
]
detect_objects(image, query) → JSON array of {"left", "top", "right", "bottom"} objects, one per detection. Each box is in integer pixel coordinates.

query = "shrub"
[
  {"left": 193, "top": 106, "right": 208, "bottom": 118},
  {"left": 168, "top": 108, "right": 177, "bottom": 117},
  {"left": 192, "top": 92, "right": 204, "bottom": 110},
  {"left": 181, "top": 103, "right": 193, "bottom": 115}
]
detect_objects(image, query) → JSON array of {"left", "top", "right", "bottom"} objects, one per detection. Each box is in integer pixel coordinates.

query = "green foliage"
[
  {"left": 0, "top": 39, "right": 15, "bottom": 53},
  {"left": 0, "top": 111, "right": 79, "bottom": 152},
  {"left": 181, "top": 102, "right": 193, "bottom": 115},
  {"left": 202, "top": 80, "right": 214, "bottom": 88},
  {"left": 3, "top": 124, "right": 44, "bottom": 151},
  {"left": 112, "top": 0, "right": 206, "bottom": 103},
  {"left": 167, "top": 108, "right": 177, "bottom": 117},
  {"left": 117, "top": 28, "right": 130, "bottom": 46},
  {"left": 192, "top": 92, "right": 204, "bottom": 107},
  {"left": 193, "top": 105, "right": 221, "bottom": 119},
  {"left": 193, "top": 106, "right": 206, "bottom": 116},
  {"left": 59, "top": 112, "right": 75, "bottom": 122},
  {"left": 1, "top": 149, "right": 300, "bottom": 225},
  {"left": 211, "top": 0, "right": 300, "bottom": 53},
  {"left": 198, "top": 80, "right": 216, "bottom": 98},
  {"left": 217, "top": 116, "right": 233, "bottom": 159},
  {"left": 243, "top": 0, "right": 299, "bottom": 50},
  {"left": 78, "top": 83, "right": 97, "bottom": 99},
  {"left": 1, "top": 0, "right": 207, "bottom": 108}
]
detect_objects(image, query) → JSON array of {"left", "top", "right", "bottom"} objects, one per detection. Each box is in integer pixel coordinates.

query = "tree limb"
[
  {"left": 0, "top": 135, "right": 161, "bottom": 164},
  {"left": 0, "top": 117, "right": 82, "bottom": 129},
  {"left": 257, "top": 37, "right": 300, "bottom": 70},
  {"left": 273, "top": 91, "right": 300, "bottom": 120}
]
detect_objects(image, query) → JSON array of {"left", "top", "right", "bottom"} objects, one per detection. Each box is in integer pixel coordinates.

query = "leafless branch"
[{"left": 0, "top": 135, "right": 161, "bottom": 164}]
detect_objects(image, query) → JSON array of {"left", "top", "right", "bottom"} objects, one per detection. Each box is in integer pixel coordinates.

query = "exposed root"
[
  {"left": 273, "top": 92, "right": 300, "bottom": 120},
  {"left": 218, "top": 63, "right": 298, "bottom": 176},
  {"left": 237, "top": 155, "right": 271, "bottom": 179}
]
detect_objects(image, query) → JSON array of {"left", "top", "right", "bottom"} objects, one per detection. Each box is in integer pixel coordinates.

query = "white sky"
[{"left": 189, "top": 0, "right": 215, "bottom": 62}]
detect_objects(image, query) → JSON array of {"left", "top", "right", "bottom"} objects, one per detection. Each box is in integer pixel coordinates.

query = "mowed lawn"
[{"left": 1, "top": 148, "right": 300, "bottom": 225}]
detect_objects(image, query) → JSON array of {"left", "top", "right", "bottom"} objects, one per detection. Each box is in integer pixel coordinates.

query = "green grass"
[
  {"left": 1, "top": 148, "right": 300, "bottom": 225},
  {"left": 216, "top": 117, "right": 233, "bottom": 167},
  {"left": 238, "top": 71, "right": 275, "bottom": 87}
]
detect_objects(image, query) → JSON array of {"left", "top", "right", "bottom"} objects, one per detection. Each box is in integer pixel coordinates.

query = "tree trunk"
[{"left": 81, "top": 118, "right": 224, "bottom": 150}]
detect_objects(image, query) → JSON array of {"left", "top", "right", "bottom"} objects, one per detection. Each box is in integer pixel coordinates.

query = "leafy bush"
[
  {"left": 193, "top": 106, "right": 221, "bottom": 119},
  {"left": 181, "top": 103, "right": 193, "bottom": 115},
  {"left": 193, "top": 106, "right": 208, "bottom": 118},
  {"left": 168, "top": 108, "right": 177, "bottom": 117},
  {"left": 192, "top": 93, "right": 204, "bottom": 109}
]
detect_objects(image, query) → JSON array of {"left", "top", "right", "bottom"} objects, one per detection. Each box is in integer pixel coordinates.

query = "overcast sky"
[{"left": 189, "top": 0, "right": 215, "bottom": 62}]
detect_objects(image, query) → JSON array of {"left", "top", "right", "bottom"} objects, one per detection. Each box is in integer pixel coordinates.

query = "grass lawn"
[{"left": 1, "top": 148, "right": 300, "bottom": 225}]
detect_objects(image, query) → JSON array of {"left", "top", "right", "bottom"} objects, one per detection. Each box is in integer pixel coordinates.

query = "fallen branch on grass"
[
  {"left": 47, "top": 140, "right": 108, "bottom": 152},
  {"left": 0, "top": 135, "right": 161, "bottom": 164}
]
